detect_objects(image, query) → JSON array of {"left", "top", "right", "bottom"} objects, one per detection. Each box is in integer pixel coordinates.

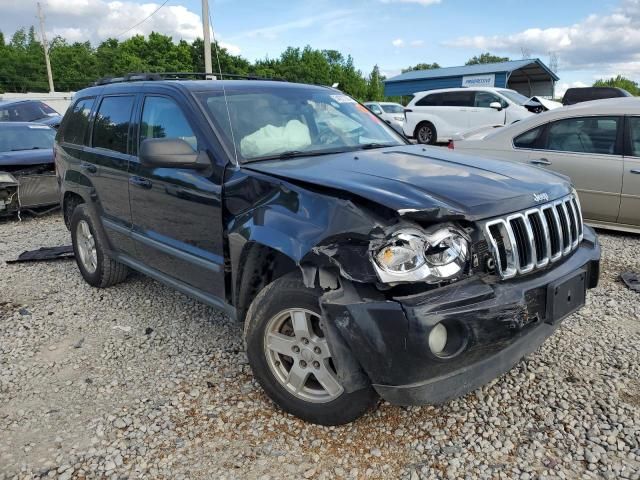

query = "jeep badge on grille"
[{"left": 533, "top": 192, "right": 549, "bottom": 202}]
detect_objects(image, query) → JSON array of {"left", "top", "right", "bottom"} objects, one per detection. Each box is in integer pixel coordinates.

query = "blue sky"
[{"left": 2, "top": 0, "right": 638, "bottom": 95}]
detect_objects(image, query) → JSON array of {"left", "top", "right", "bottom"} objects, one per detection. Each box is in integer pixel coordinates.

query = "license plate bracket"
[{"left": 546, "top": 269, "right": 587, "bottom": 324}]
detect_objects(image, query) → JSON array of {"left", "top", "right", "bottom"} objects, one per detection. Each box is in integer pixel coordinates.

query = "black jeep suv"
[{"left": 55, "top": 77, "right": 600, "bottom": 425}]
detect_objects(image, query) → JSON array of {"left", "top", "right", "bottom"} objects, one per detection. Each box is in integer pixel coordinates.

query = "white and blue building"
[{"left": 384, "top": 59, "right": 559, "bottom": 98}]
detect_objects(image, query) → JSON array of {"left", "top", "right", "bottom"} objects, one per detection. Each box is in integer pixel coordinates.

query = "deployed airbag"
[{"left": 240, "top": 120, "right": 311, "bottom": 158}]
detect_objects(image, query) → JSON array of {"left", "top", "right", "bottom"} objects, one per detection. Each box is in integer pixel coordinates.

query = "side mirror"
[
  {"left": 139, "top": 138, "right": 208, "bottom": 169},
  {"left": 489, "top": 102, "right": 503, "bottom": 111}
]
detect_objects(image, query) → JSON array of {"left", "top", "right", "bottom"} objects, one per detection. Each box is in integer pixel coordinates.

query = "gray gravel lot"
[{"left": 1, "top": 213, "right": 639, "bottom": 480}]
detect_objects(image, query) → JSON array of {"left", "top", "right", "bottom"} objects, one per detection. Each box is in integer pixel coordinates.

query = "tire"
[
  {"left": 415, "top": 122, "right": 437, "bottom": 145},
  {"left": 245, "top": 273, "right": 378, "bottom": 425},
  {"left": 70, "top": 204, "right": 128, "bottom": 288}
]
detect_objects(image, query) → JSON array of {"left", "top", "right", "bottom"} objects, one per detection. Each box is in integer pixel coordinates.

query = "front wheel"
[{"left": 245, "top": 273, "right": 378, "bottom": 425}]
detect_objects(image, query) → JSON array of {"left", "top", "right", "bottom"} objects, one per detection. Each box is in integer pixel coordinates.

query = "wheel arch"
[
  {"left": 233, "top": 240, "right": 299, "bottom": 323},
  {"left": 62, "top": 191, "right": 86, "bottom": 229}
]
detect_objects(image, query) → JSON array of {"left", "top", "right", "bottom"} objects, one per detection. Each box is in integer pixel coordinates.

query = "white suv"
[{"left": 403, "top": 87, "right": 534, "bottom": 144}]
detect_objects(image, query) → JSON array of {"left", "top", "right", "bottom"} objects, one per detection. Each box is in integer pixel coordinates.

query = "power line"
[{"left": 114, "top": 0, "right": 171, "bottom": 39}]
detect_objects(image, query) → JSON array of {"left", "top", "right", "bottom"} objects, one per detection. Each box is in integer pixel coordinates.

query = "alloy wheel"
[
  {"left": 76, "top": 219, "right": 97, "bottom": 274},
  {"left": 264, "top": 308, "right": 344, "bottom": 403}
]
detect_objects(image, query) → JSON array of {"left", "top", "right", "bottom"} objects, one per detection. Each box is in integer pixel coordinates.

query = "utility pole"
[
  {"left": 36, "top": 2, "right": 55, "bottom": 93},
  {"left": 201, "top": 0, "right": 212, "bottom": 75}
]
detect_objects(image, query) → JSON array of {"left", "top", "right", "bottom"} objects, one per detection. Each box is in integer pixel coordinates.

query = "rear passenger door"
[
  {"left": 85, "top": 94, "right": 138, "bottom": 255},
  {"left": 619, "top": 116, "right": 640, "bottom": 226},
  {"left": 438, "top": 91, "right": 474, "bottom": 138},
  {"left": 128, "top": 94, "right": 226, "bottom": 303},
  {"left": 534, "top": 116, "right": 623, "bottom": 223}
]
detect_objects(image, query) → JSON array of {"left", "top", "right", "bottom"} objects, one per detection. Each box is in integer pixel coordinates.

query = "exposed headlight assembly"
[{"left": 372, "top": 226, "right": 470, "bottom": 284}]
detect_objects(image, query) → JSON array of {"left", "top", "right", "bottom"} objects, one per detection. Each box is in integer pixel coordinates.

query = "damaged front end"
[
  {"left": 227, "top": 168, "right": 600, "bottom": 406},
  {"left": 314, "top": 219, "right": 600, "bottom": 406},
  {"left": 0, "top": 165, "right": 59, "bottom": 216}
]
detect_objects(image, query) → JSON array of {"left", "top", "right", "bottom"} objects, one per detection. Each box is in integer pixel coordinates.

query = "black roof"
[{"left": 75, "top": 73, "right": 332, "bottom": 98}]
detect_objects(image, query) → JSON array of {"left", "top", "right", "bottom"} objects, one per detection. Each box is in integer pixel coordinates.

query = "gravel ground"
[{"left": 1, "top": 213, "right": 639, "bottom": 480}]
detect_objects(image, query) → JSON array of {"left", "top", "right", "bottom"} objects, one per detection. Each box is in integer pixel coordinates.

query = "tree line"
[
  {"left": 0, "top": 27, "right": 387, "bottom": 101},
  {"left": 1, "top": 27, "right": 637, "bottom": 100}
]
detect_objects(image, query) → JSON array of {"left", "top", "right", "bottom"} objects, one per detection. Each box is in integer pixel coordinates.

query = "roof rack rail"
[{"left": 93, "top": 72, "right": 287, "bottom": 86}]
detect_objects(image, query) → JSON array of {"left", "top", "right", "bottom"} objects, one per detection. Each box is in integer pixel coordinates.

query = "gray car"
[{"left": 451, "top": 97, "right": 640, "bottom": 234}]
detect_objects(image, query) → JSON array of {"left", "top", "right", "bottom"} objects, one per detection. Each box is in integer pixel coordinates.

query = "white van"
[{"left": 403, "top": 87, "right": 534, "bottom": 144}]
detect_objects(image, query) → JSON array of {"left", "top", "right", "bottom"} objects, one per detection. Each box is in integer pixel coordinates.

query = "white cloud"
[
  {"left": 444, "top": 0, "right": 640, "bottom": 76},
  {"left": 555, "top": 81, "right": 588, "bottom": 98},
  {"left": 0, "top": 0, "right": 240, "bottom": 52},
  {"left": 391, "top": 38, "right": 423, "bottom": 48},
  {"left": 380, "top": 0, "right": 441, "bottom": 5},
  {"left": 235, "top": 10, "right": 356, "bottom": 41}
]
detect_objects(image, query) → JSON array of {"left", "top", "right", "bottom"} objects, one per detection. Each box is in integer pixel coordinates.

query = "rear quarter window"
[{"left": 59, "top": 98, "right": 95, "bottom": 145}]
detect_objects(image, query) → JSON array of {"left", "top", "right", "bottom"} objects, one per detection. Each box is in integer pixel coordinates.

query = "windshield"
[
  {"left": 197, "top": 86, "right": 405, "bottom": 162},
  {"left": 0, "top": 125, "right": 56, "bottom": 152},
  {"left": 381, "top": 104, "right": 404, "bottom": 114},
  {"left": 498, "top": 89, "right": 531, "bottom": 106}
]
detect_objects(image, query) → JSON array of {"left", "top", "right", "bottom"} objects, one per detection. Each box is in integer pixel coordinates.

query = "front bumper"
[{"left": 320, "top": 226, "right": 600, "bottom": 405}]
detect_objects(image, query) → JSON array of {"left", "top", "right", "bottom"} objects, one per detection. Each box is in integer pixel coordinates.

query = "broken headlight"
[{"left": 372, "top": 226, "right": 469, "bottom": 284}]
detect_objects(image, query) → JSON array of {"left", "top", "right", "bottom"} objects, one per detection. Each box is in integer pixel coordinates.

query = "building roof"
[{"left": 385, "top": 59, "right": 560, "bottom": 83}]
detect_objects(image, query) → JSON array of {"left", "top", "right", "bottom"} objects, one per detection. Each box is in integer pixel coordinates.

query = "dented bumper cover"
[{"left": 320, "top": 226, "right": 600, "bottom": 406}]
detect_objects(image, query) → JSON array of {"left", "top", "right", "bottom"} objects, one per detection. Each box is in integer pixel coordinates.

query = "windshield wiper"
[
  {"left": 11, "top": 147, "right": 42, "bottom": 151},
  {"left": 359, "top": 143, "right": 397, "bottom": 150},
  {"left": 247, "top": 149, "right": 344, "bottom": 163}
]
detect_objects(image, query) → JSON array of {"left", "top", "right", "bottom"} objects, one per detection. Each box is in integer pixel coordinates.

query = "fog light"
[{"left": 428, "top": 323, "right": 448, "bottom": 355}]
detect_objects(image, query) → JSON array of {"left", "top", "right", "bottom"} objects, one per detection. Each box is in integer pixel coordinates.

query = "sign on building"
[{"left": 462, "top": 74, "right": 495, "bottom": 88}]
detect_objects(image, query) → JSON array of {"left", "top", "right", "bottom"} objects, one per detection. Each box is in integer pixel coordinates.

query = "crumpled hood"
[{"left": 244, "top": 144, "right": 572, "bottom": 221}]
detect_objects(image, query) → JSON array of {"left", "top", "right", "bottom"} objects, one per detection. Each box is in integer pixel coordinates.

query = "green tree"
[
  {"left": 367, "top": 65, "right": 384, "bottom": 101},
  {"left": 401, "top": 62, "right": 440, "bottom": 74},
  {"left": 465, "top": 52, "right": 510, "bottom": 65},
  {"left": 593, "top": 75, "right": 639, "bottom": 96}
]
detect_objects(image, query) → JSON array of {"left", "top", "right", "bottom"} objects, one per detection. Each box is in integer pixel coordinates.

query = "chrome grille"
[{"left": 483, "top": 194, "right": 584, "bottom": 279}]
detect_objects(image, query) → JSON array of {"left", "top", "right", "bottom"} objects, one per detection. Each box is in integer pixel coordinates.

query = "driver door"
[{"left": 128, "top": 94, "right": 226, "bottom": 302}]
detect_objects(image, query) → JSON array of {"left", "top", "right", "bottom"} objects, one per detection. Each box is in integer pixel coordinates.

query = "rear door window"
[
  {"left": 92, "top": 96, "right": 135, "bottom": 154},
  {"left": 627, "top": 117, "right": 640, "bottom": 157},
  {"left": 60, "top": 98, "right": 94, "bottom": 145}
]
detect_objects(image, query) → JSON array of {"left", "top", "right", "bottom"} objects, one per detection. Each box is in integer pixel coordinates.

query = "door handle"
[
  {"left": 80, "top": 162, "right": 97, "bottom": 173},
  {"left": 129, "top": 176, "right": 152, "bottom": 189},
  {"left": 631, "top": 169, "right": 640, "bottom": 174},
  {"left": 530, "top": 158, "right": 552, "bottom": 166}
]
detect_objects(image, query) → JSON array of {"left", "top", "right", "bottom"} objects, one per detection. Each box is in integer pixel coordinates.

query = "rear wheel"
[
  {"left": 245, "top": 273, "right": 378, "bottom": 425},
  {"left": 70, "top": 204, "right": 128, "bottom": 288},
  {"left": 415, "top": 122, "right": 437, "bottom": 145}
]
